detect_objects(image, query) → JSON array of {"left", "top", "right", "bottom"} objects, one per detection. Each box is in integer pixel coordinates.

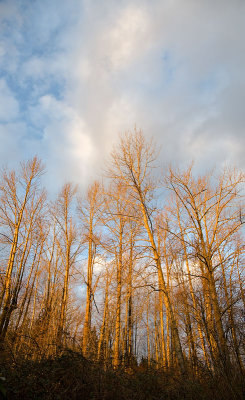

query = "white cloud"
[
  {"left": 27, "top": 94, "right": 96, "bottom": 191},
  {"left": 1, "top": 0, "right": 245, "bottom": 192},
  {"left": 0, "top": 121, "right": 26, "bottom": 170},
  {"left": 64, "top": 0, "right": 245, "bottom": 172},
  {"left": 0, "top": 79, "right": 19, "bottom": 121},
  {"left": 101, "top": 5, "right": 151, "bottom": 71}
]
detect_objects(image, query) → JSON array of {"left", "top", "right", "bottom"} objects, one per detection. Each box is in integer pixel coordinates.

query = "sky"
[{"left": 0, "top": 0, "right": 245, "bottom": 192}]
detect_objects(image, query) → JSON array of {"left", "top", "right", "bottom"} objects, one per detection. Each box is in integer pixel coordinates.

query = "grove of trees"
[{"left": 0, "top": 131, "right": 244, "bottom": 390}]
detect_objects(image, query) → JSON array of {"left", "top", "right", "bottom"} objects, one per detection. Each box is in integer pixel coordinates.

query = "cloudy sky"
[{"left": 0, "top": 0, "right": 245, "bottom": 191}]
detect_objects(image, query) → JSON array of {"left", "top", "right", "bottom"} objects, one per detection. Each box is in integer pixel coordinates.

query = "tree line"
[{"left": 0, "top": 131, "right": 244, "bottom": 381}]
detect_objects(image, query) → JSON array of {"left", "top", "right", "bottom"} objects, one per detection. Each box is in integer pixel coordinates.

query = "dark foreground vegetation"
[{"left": 1, "top": 348, "right": 245, "bottom": 400}]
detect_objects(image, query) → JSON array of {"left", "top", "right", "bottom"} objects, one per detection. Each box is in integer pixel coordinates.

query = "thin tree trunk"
[
  {"left": 97, "top": 272, "right": 110, "bottom": 361},
  {"left": 83, "top": 221, "right": 94, "bottom": 356},
  {"left": 140, "top": 201, "right": 185, "bottom": 373},
  {"left": 113, "top": 221, "right": 123, "bottom": 368}
]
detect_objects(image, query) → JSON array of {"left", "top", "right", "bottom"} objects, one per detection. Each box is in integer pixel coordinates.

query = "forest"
[{"left": 0, "top": 131, "right": 244, "bottom": 399}]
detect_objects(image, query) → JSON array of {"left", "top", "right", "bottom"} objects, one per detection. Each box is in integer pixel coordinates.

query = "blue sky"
[{"left": 0, "top": 0, "right": 245, "bottom": 192}]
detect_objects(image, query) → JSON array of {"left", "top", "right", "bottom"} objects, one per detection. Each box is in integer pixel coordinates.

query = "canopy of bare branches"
[{"left": 0, "top": 133, "right": 244, "bottom": 398}]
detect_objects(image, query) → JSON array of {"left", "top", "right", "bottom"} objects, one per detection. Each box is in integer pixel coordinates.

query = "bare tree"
[
  {"left": 0, "top": 157, "right": 45, "bottom": 341},
  {"left": 54, "top": 183, "right": 78, "bottom": 347},
  {"left": 108, "top": 130, "right": 185, "bottom": 372}
]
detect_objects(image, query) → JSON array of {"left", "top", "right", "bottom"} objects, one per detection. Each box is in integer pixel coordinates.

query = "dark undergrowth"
[{"left": 1, "top": 350, "right": 244, "bottom": 400}]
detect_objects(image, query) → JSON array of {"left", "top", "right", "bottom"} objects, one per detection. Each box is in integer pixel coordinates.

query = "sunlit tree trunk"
[
  {"left": 82, "top": 221, "right": 94, "bottom": 356},
  {"left": 113, "top": 219, "right": 123, "bottom": 368},
  {"left": 154, "top": 293, "right": 160, "bottom": 366},
  {"left": 56, "top": 183, "right": 77, "bottom": 348},
  {"left": 175, "top": 205, "right": 210, "bottom": 368},
  {"left": 165, "top": 166, "right": 244, "bottom": 374},
  {"left": 0, "top": 158, "right": 44, "bottom": 341},
  {"left": 219, "top": 250, "right": 244, "bottom": 372},
  {"left": 146, "top": 296, "right": 151, "bottom": 368},
  {"left": 79, "top": 182, "right": 101, "bottom": 357},
  {"left": 124, "top": 230, "right": 134, "bottom": 365},
  {"left": 97, "top": 268, "right": 111, "bottom": 362},
  {"left": 109, "top": 131, "right": 185, "bottom": 372}
]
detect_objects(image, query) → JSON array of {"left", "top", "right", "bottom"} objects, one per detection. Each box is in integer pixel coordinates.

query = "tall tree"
[
  {"left": 0, "top": 157, "right": 45, "bottom": 341},
  {"left": 108, "top": 130, "right": 185, "bottom": 372},
  {"left": 165, "top": 166, "right": 245, "bottom": 373},
  {"left": 79, "top": 181, "right": 102, "bottom": 357},
  {"left": 55, "top": 183, "right": 78, "bottom": 347}
]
